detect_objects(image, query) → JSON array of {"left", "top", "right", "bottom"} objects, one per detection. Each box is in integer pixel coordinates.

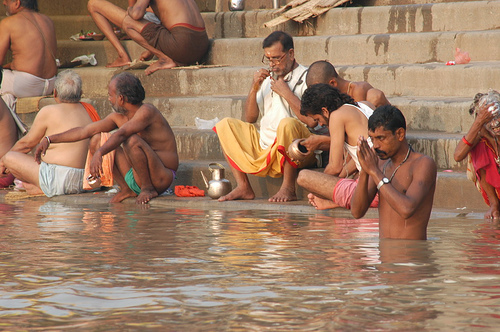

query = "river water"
[{"left": 0, "top": 198, "right": 498, "bottom": 331}]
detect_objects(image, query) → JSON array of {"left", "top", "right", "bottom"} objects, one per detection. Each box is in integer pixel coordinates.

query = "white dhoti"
[{"left": 0, "top": 69, "right": 56, "bottom": 133}]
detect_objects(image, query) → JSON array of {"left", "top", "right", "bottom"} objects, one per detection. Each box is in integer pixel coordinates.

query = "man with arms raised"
[
  {"left": 35, "top": 72, "right": 178, "bottom": 204},
  {"left": 297, "top": 83, "right": 379, "bottom": 210},
  {"left": 214, "top": 31, "right": 317, "bottom": 203},
  {"left": 0, "top": 0, "right": 57, "bottom": 186},
  {"left": 351, "top": 105, "right": 437, "bottom": 240},
  {"left": 87, "top": 0, "right": 209, "bottom": 74},
  {"left": 0, "top": 70, "right": 96, "bottom": 197}
]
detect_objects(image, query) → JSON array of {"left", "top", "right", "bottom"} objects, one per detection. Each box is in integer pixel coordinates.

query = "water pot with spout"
[{"left": 201, "top": 163, "right": 232, "bottom": 199}]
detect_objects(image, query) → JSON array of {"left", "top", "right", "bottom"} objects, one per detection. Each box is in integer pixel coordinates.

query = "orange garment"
[
  {"left": 81, "top": 103, "right": 114, "bottom": 190},
  {"left": 81, "top": 102, "right": 100, "bottom": 122},
  {"left": 175, "top": 185, "right": 205, "bottom": 197}
]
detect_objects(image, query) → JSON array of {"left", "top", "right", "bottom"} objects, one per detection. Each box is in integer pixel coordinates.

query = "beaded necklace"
[{"left": 382, "top": 144, "right": 413, "bottom": 182}]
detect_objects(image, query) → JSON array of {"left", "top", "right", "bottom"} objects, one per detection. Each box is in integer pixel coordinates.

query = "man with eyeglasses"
[{"left": 214, "top": 31, "right": 317, "bottom": 202}]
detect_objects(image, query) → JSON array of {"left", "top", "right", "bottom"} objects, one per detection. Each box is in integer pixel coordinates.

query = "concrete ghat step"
[
  {"left": 173, "top": 127, "right": 468, "bottom": 170},
  {"left": 56, "top": 29, "right": 500, "bottom": 67},
  {"left": 18, "top": 95, "right": 474, "bottom": 132},
  {"left": 316, "top": 0, "right": 500, "bottom": 36},
  {"left": 175, "top": 160, "right": 486, "bottom": 210},
  {"left": 68, "top": 63, "right": 500, "bottom": 98},
  {"left": 201, "top": 30, "right": 500, "bottom": 67},
  {"left": 44, "top": 1, "right": 500, "bottom": 40}
]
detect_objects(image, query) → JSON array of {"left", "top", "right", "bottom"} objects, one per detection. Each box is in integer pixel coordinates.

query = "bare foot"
[
  {"left": 145, "top": 58, "right": 177, "bottom": 75},
  {"left": 139, "top": 50, "right": 154, "bottom": 61},
  {"left": 308, "top": 193, "right": 340, "bottom": 210},
  {"left": 269, "top": 187, "right": 296, "bottom": 202},
  {"left": 218, "top": 186, "right": 255, "bottom": 202},
  {"left": 110, "top": 188, "right": 137, "bottom": 203},
  {"left": 484, "top": 206, "right": 500, "bottom": 219},
  {"left": 106, "top": 56, "right": 131, "bottom": 68},
  {"left": 136, "top": 187, "right": 158, "bottom": 204}
]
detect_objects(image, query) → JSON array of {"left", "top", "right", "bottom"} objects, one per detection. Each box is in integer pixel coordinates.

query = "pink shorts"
[{"left": 332, "top": 178, "right": 379, "bottom": 209}]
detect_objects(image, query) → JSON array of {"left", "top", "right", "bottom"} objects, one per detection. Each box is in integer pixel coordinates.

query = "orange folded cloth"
[{"left": 175, "top": 185, "right": 205, "bottom": 197}]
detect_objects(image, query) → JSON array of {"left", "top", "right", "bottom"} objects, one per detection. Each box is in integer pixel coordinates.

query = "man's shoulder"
[{"left": 411, "top": 152, "right": 437, "bottom": 172}]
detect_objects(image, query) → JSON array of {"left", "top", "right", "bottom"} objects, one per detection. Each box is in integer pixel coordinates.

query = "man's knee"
[
  {"left": 87, "top": 0, "right": 101, "bottom": 13},
  {"left": 122, "top": 134, "right": 143, "bottom": 152},
  {"left": 277, "top": 117, "right": 299, "bottom": 130},
  {"left": 297, "top": 169, "right": 313, "bottom": 187}
]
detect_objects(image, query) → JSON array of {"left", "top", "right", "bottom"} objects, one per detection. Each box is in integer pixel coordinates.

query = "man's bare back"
[
  {"left": 146, "top": 0, "right": 205, "bottom": 29},
  {"left": 0, "top": 9, "right": 57, "bottom": 78},
  {"left": 39, "top": 103, "right": 93, "bottom": 169}
]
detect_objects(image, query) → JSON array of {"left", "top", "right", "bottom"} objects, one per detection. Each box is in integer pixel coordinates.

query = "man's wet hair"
[
  {"left": 20, "top": 0, "right": 39, "bottom": 12},
  {"left": 306, "top": 60, "right": 339, "bottom": 85},
  {"left": 54, "top": 70, "right": 82, "bottom": 103},
  {"left": 112, "top": 72, "right": 145, "bottom": 105},
  {"left": 263, "top": 31, "right": 294, "bottom": 51},
  {"left": 300, "top": 83, "right": 357, "bottom": 116},
  {"left": 368, "top": 105, "right": 406, "bottom": 134}
]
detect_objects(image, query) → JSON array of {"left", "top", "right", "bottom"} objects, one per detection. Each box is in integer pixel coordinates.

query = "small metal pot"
[{"left": 229, "top": 0, "right": 245, "bottom": 11}]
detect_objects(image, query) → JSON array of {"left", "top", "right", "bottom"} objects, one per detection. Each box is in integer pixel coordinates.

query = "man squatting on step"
[
  {"left": 214, "top": 31, "right": 319, "bottom": 203},
  {"left": 454, "top": 90, "right": 500, "bottom": 219},
  {"left": 351, "top": 105, "right": 437, "bottom": 240},
  {"left": 0, "top": 70, "right": 99, "bottom": 197},
  {"left": 297, "top": 83, "right": 380, "bottom": 210},
  {"left": 299, "top": 60, "right": 391, "bottom": 165},
  {"left": 87, "top": 0, "right": 209, "bottom": 74},
  {"left": 0, "top": 0, "right": 58, "bottom": 187},
  {"left": 35, "top": 72, "right": 179, "bottom": 205}
]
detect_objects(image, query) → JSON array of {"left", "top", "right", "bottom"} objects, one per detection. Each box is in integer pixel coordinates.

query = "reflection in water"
[{"left": 0, "top": 200, "right": 498, "bottom": 330}]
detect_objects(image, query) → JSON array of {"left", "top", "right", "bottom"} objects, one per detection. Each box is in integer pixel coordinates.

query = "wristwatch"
[{"left": 377, "top": 177, "right": 390, "bottom": 190}]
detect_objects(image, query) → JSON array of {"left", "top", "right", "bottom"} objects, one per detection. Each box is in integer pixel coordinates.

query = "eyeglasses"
[{"left": 261, "top": 52, "right": 288, "bottom": 66}]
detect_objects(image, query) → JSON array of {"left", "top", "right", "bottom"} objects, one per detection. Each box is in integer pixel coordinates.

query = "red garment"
[
  {"left": 470, "top": 138, "right": 500, "bottom": 205},
  {"left": 175, "top": 185, "right": 205, "bottom": 197},
  {"left": 81, "top": 102, "right": 101, "bottom": 122}
]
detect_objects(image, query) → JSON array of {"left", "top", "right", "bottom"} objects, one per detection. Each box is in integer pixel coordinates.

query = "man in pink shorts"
[{"left": 297, "top": 83, "right": 379, "bottom": 210}]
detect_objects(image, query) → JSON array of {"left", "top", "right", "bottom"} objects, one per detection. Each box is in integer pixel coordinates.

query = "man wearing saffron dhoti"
[
  {"left": 455, "top": 90, "right": 500, "bottom": 219},
  {"left": 214, "top": 31, "right": 317, "bottom": 202}
]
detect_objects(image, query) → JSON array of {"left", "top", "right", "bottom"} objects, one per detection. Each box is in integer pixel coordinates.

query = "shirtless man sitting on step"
[
  {"left": 35, "top": 72, "right": 179, "bottom": 204},
  {"left": 0, "top": 0, "right": 58, "bottom": 187},
  {"left": 87, "top": 0, "right": 209, "bottom": 74}
]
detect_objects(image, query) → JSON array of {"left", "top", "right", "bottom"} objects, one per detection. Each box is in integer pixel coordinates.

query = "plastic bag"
[{"left": 195, "top": 117, "right": 220, "bottom": 130}]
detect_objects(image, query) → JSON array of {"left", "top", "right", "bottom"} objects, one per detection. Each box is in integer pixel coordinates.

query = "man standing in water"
[
  {"left": 0, "top": 0, "right": 58, "bottom": 186},
  {"left": 87, "top": 0, "right": 209, "bottom": 74},
  {"left": 35, "top": 72, "right": 179, "bottom": 204},
  {"left": 351, "top": 105, "right": 437, "bottom": 240}
]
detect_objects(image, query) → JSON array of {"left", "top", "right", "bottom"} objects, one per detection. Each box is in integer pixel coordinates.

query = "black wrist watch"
[{"left": 377, "top": 177, "right": 390, "bottom": 190}]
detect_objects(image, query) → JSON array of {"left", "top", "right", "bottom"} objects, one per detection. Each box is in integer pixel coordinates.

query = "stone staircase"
[{"left": 3, "top": 0, "right": 500, "bottom": 209}]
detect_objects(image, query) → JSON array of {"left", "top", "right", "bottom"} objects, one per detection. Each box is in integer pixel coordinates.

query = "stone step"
[
  {"left": 56, "top": 28, "right": 500, "bottom": 68},
  {"left": 17, "top": 95, "right": 475, "bottom": 133},
  {"left": 175, "top": 160, "right": 486, "bottom": 210},
  {"left": 42, "top": 0, "right": 500, "bottom": 40},
  {"left": 66, "top": 62, "right": 500, "bottom": 99},
  {"left": 33, "top": 0, "right": 283, "bottom": 16}
]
